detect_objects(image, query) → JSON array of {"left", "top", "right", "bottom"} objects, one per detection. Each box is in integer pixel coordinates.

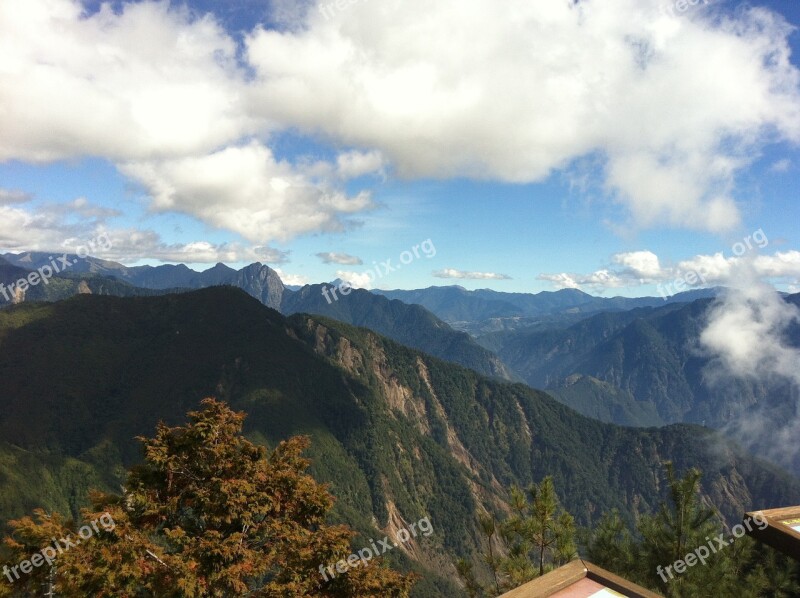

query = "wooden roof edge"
[
  {"left": 498, "top": 560, "right": 587, "bottom": 598},
  {"left": 744, "top": 508, "right": 800, "bottom": 562},
  {"left": 746, "top": 506, "right": 800, "bottom": 520},
  {"left": 498, "top": 559, "right": 663, "bottom": 598},
  {"left": 584, "top": 561, "right": 663, "bottom": 598}
]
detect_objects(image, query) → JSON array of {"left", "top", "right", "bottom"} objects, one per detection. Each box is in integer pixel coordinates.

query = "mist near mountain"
[
  {"left": 699, "top": 266, "right": 800, "bottom": 477},
  {"left": 485, "top": 292, "right": 800, "bottom": 475}
]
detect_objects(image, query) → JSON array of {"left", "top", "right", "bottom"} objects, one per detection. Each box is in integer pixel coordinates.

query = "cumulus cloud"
[
  {"left": 105, "top": 238, "right": 288, "bottom": 264},
  {"left": 336, "top": 150, "right": 385, "bottom": 180},
  {"left": 0, "top": 200, "right": 289, "bottom": 264},
  {"left": 433, "top": 269, "right": 512, "bottom": 280},
  {"left": 0, "top": 0, "right": 255, "bottom": 162},
  {"left": 121, "top": 142, "right": 374, "bottom": 243},
  {"left": 316, "top": 251, "right": 363, "bottom": 265},
  {"left": 2, "top": 0, "right": 799, "bottom": 243},
  {"left": 0, "top": 0, "right": 373, "bottom": 244},
  {"left": 537, "top": 270, "right": 625, "bottom": 291},
  {"left": 336, "top": 269, "right": 373, "bottom": 289},
  {"left": 539, "top": 243, "right": 800, "bottom": 293},
  {"left": 274, "top": 268, "right": 310, "bottom": 286},
  {"left": 80, "top": 231, "right": 291, "bottom": 264},
  {"left": 245, "top": 0, "right": 800, "bottom": 232},
  {"left": 613, "top": 250, "right": 663, "bottom": 280}
]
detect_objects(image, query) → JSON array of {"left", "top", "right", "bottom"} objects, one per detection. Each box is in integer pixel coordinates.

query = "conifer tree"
[
  {"left": 586, "top": 462, "right": 800, "bottom": 598},
  {"left": 584, "top": 509, "right": 635, "bottom": 579},
  {"left": 455, "top": 477, "right": 577, "bottom": 596},
  {"left": 636, "top": 463, "right": 723, "bottom": 594},
  {"left": 1, "top": 399, "right": 414, "bottom": 597},
  {"left": 503, "top": 477, "right": 577, "bottom": 578}
]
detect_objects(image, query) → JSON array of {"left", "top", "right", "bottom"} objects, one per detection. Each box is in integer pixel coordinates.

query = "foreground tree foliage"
[
  {"left": 457, "top": 465, "right": 800, "bottom": 598},
  {"left": 586, "top": 462, "right": 800, "bottom": 598},
  {"left": 0, "top": 399, "right": 414, "bottom": 597},
  {"left": 456, "top": 476, "right": 577, "bottom": 596}
]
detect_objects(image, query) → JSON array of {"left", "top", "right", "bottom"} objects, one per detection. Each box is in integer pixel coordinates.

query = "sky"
[{"left": 1, "top": 0, "right": 800, "bottom": 296}]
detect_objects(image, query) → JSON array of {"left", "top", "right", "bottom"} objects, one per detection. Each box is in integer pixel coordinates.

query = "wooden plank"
[
  {"left": 499, "top": 561, "right": 587, "bottom": 598},
  {"left": 744, "top": 507, "right": 800, "bottom": 562},
  {"left": 498, "top": 560, "right": 663, "bottom": 598},
  {"left": 585, "top": 562, "right": 662, "bottom": 598}
]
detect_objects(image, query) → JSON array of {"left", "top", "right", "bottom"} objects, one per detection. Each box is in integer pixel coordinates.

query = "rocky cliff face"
[
  {"left": 234, "top": 263, "right": 285, "bottom": 310},
  {"left": 281, "top": 283, "right": 516, "bottom": 381},
  {"left": 1, "top": 289, "right": 798, "bottom": 595},
  {"left": 287, "top": 313, "right": 800, "bottom": 531}
]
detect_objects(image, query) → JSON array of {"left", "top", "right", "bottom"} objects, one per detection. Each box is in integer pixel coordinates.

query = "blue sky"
[{"left": 1, "top": 0, "right": 799, "bottom": 296}]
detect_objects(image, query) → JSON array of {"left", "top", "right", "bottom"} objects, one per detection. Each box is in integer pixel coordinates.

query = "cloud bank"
[
  {"left": 538, "top": 248, "right": 800, "bottom": 292},
  {"left": 434, "top": 269, "right": 512, "bottom": 281},
  {"left": 2, "top": 0, "right": 799, "bottom": 243}
]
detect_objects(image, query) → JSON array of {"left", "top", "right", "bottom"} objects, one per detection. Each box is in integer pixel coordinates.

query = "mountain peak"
[{"left": 202, "top": 262, "right": 236, "bottom": 277}]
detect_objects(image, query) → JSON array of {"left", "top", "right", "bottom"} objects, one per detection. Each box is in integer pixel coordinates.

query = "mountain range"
[
  {"left": 1, "top": 287, "right": 798, "bottom": 596},
  {"left": 3, "top": 252, "right": 798, "bottom": 476},
  {"left": 374, "top": 285, "right": 721, "bottom": 335},
  {"left": 1, "top": 253, "right": 508, "bottom": 379}
]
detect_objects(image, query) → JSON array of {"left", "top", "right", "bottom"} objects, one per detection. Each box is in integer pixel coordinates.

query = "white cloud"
[
  {"left": 336, "top": 269, "right": 373, "bottom": 289},
  {"left": 612, "top": 250, "right": 663, "bottom": 280},
  {"left": 433, "top": 269, "right": 511, "bottom": 281},
  {"left": 539, "top": 249, "right": 800, "bottom": 292},
  {"left": 316, "top": 251, "right": 363, "bottom": 265},
  {"left": 0, "top": 0, "right": 375, "bottom": 245},
  {"left": 0, "top": 200, "right": 289, "bottom": 264},
  {"left": 700, "top": 264, "right": 800, "bottom": 469},
  {"left": 537, "top": 269, "right": 626, "bottom": 291},
  {"left": 701, "top": 273, "right": 800, "bottom": 383},
  {"left": 0, "top": 0, "right": 255, "bottom": 162},
  {"left": 274, "top": 268, "right": 310, "bottom": 286},
  {"left": 121, "top": 142, "right": 374, "bottom": 243},
  {"left": 2, "top": 0, "right": 800, "bottom": 240},
  {"left": 336, "top": 150, "right": 385, "bottom": 179},
  {"left": 245, "top": 0, "right": 800, "bottom": 232},
  {"left": 536, "top": 273, "right": 582, "bottom": 290},
  {"left": 0, "top": 203, "right": 93, "bottom": 251}
]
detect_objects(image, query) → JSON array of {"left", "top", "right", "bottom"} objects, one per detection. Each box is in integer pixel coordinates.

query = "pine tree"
[
  {"left": 584, "top": 509, "right": 635, "bottom": 579},
  {"left": 455, "top": 478, "right": 577, "bottom": 596},
  {"left": 1, "top": 398, "right": 414, "bottom": 597},
  {"left": 503, "top": 477, "right": 577, "bottom": 579},
  {"left": 636, "top": 462, "right": 726, "bottom": 596},
  {"left": 586, "top": 462, "right": 800, "bottom": 598}
]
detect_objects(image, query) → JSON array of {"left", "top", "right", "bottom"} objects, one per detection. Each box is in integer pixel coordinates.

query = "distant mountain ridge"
[
  {"left": 2, "top": 253, "right": 286, "bottom": 310},
  {"left": 374, "top": 285, "right": 721, "bottom": 335},
  {"left": 1, "top": 252, "right": 510, "bottom": 380},
  {"left": 0, "top": 257, "right": 174, "bottom": 304},
  {"left": 1, "top": 287, "right": 798, "bottom": 596},
  {"left": 282, "top": 283, "right": 514, "bottom": 380},
  {"left": 485, "top": 295, "right": 800, "bottom": 474}
]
